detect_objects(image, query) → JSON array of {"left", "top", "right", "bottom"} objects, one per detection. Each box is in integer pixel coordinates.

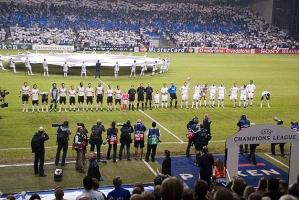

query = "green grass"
[{"left": 0, "top": 50, "right": 298, "bottom": 193}]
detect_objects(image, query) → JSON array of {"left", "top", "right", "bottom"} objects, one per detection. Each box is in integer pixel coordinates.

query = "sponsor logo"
[{"left": 260, "top": 129, "right": 273, "bottom": 135}]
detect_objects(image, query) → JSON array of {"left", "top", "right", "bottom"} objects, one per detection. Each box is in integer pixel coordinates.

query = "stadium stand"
[{"left": 0, "top": 0, "right": 298, "bottom": 49}]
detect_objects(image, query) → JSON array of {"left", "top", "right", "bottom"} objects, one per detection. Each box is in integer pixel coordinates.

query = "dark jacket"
[
  {"left": 88, "top": 158, "right": 102, "bottom": 181},
  {"left": 96, "top": 62, "right": 101, "bottom": 71},
  {"left": 198, "top": 152, "right": 214, "bottom": 178},
  {"left": 31, "top": 131, "right": 49, "bottom": 153},
  {"left": 89, "top": 124, "right": 105, "bottom": 144},
  {"left": 203, "top": 118, "right": 211, "bottom": 134},
  {"left": 120, "top": 125, "right": 134, "bottom": 144},
  {"left": 162, "top": 156, "right": 171, "bottom": 176},
  {"left": 107, "top": 187, "right": 131, "bottom": 200}
]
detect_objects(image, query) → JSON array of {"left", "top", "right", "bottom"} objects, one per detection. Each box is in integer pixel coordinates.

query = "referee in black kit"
[
  {"left": 145, "top": 83, "right": 153, "bottom": 110},
  {"left": 137, "top": 83, "right": 145, "bottom": 111}
]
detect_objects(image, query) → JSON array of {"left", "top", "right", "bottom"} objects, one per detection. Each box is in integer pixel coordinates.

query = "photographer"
[
  {"left": 237, "top": 115, "right": 251, "bottom": 154},
  {"left": 134, "top": 119, "right": 146, "bottom": 160},
  {"left": 0, "top": 88, "right": 9, "bottom": 108},
  {"left": 89, "top": 120, "right": 105, "bottom": 162},
  {"left": 186, "top": 116, "right": 199, "bottom": 157},
  {"left": 271, "top": 117, "right": 285, "bottom": 157},
  {"left": 78, "top": 123, "right": 89, "bottom": 165},
  {"left": 291, "top": 121, "right": 299, "bottom": 132},
  {"left": 73, "top": 126, "right": 87, "bottom": 173},
  {"left": 55, "top": 121, "right": 71, "bottom": 166},
  {"left": 145, "top": 122, "right": 160, "bottom": 162},
  {"left": 31, "top": 127, "right": 49, "bottom": 177},
  {"left": 193, "top": 124, "right": 209, "bottom": 163},
  {"left": 106, "top": 121, "right": 118, "bottom": 163},
  {"left": 119, "top": 120, "right": 134, "bottom": 161}
]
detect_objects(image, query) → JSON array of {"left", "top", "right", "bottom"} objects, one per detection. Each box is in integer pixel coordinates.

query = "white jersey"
[
  {"left": 106, "top": 89, "right": 113, "bottom": 97},
  {"left": 10, "top": 62, "right": 15, "bottom": 68},
  {"left": 96, "top": 86, "right": 104, "bottom": 95},
  {"left": 78, "top": 86, "right": 85, "bottom": 96},
  {"left": 31, "top": 88, "right": 39, "bottom": 100},
  {"left": 131, "top": 63, "right": 136, "bottom": 72},
  {"left": 69, "top": 89, "right": 76, "bottom": 97},
  {"left": 59, "top": 87, "right": 67, "bottom": 97},
  {"left": 21, "top": 86, "right": 30, "bottom": 95},
  {"left": 209, "top": 85, "right": 217, "bottom": 95},
  {"left": 154, "top": 93, "right": 160, "bottom": 103},
  {"left": 152, "top": 64, "right": 157, "bottom": 72},
  {"left": 161, "top": 87, "right": 168, "bottom": 95},
  {"left": 81, "top": 64, "right": 87, "bottom": 72},
  {"left": 141, "top": 65, "right": 147, "bottom": 72},
  {"left": 240, "top": 87, "right": 247, "bottom": 100},
  {"left": 246, "top": 84, "right": 256, "bottom": 93},
  {"left": 63, "top": 64, "right": 68, "bottom": 72},
  {"left": 115, "top": 89, "right": 122, "bottom": 99},
  {"left": 181, "top": 85, "right": 189, "bottom": 96},
  {"left": 230, "top": 86, "right": 238, "bottom": 100},
  {"left": 86, "top": 87, "right": 94, "bottom": 97},
  {"left": 114, "top": 64, "right": 119, "bottom": 72},
  {"left": 42, "top": 61, "right": 48, "bottom": 70},
  {"left": 25, "top": 59, "right": 31, "bottom": 68},
  {"left": 193, "top": 85, "right": 201, "bottom": 96},
  {"left": 218, "top": 86, "right": 225, "bottom": 96}
]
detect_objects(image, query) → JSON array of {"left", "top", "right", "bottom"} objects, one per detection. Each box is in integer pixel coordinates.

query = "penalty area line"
[
  {"left": 139, "top": 110, "right": 184, "bottom": 143},
  {"left": 263, "top": 153, "right": 289, "bottom": 169}
]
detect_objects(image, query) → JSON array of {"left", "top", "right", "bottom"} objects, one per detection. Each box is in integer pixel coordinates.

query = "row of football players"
[
  {"left": 2, "top": 56, "right": 170, "bottom": 78},
  {"left": 19, "top": 80, "right": 265, "bottom": 112}
]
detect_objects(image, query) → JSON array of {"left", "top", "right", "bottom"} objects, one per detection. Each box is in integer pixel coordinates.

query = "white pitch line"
[
  {"left": 142, "top": 159, "right": 157, "bottom": 176},
  {"left": 0, "top": 141, "right": 225, "bottom": 151},
  {"left": 263, "top": 153, "right": 289, "bottom": 169},
  {"left": 0, "top": 161, "right": 76, "bottom": 168},
  {"left": 139, "top": 110, "right": 184, "bottom": 143}
]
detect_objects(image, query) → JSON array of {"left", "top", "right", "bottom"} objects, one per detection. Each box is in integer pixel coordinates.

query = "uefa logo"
[{"left": 260, "top": 129, "right": 273, "bottom": 135}]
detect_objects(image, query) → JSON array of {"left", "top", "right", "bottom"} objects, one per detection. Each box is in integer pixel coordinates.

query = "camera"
[
  {"left": 0, "top": 89, "right": 9, "bottom": 108},
  {"left": 52, "top": 123, "right": 63, "bottom": 127},
  {"left": 117, "top": 122, "right": 126, "bottom": 127},
  {"left": 77, "top": 123, "right": 85, "bottom": 127}
]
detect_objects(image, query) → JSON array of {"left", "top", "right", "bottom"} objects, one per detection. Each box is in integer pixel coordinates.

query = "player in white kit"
[
  {"left": 160, "top": 59, "right": 166, "bottom": 74},
  {"left": 114, "top": 85, "right": 122, "bottom": 111},
  {"left": 229, "top": 83, "right": 239, "bottom": 108},
  {"left": 217, "top": 83, "right": 226, "bottom": 108},
  {"left": 154, "top": 90, "right": 160, "bottom": 109},
  {"left": 63, "top": 62, "right": 69, "bottom": 77},
  {"left": 239, "top": 84, "right": 248, "bottom": 108},
  {"left": 114, "top": 61, "right": 120, "bottom": 78},
  {"left": 43, "top": 59, "right": 49, "bottom": 77},
  {"left": 25, "top": 57, "right": 33, "bottom": 75},
  {"left": 0, "top": 55, "right": 5, "bottom": 70},
  {"left": 10, "top": 59, "right": 16, "bottom": 73},
  {"left": 180, "top": 82, "right": 189, "bottom": 109},
  {"left": 106, "top": 84, "right": 114, "bottom": 111},
  {"left": 130, "top": 60, "right": 137, "bottom": 78},
  {"left": 246, "top": 80, "right": 256, "bottom": 106},
  {"left": 68, "top": 85, "right": 77, "bottom": 111},
  {"left": 95, "top": 83, "right": 104, "bottom": 111},
  {"left": 192, "top": 83, "right": 201, "bottom": 109},
  {"left": 31, "top": 84, "right": 40, "bottom": 112},
  {"left": 81, "top": 61, "right": 87, "bottom": 78},
  {"left": 20, "top": 82, "right": 30, "bottom": 112},
  {"left": 200, "top": 84, "right": 208, "bottom": 107},
  {"left": 140, "top": 64, "right": 147, "bottom": 76},
  {"left": 209, "top": 83, "right": 217, "bottom": 108},
  {"left": 77, "top": 82, "right": 85, "bottom": 111},
  {"left": 85, "top": 83, "right": 94, "bottom": 111},
  {"left": 260, "top": 91, "right": 271, "bottom": 108},
  {"left": 161, "top": 83, "right": 168, "bottom": 108},
  {"left": 59, "top": 83, "right": 67, "bottom": 112},
  {"left": 151, "top": 61, "right": 158, "bottom": 76}
]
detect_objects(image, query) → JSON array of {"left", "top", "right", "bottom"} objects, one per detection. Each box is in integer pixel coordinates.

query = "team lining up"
[{"left": 19, "top": 79, "right": 270, "bottom": 112}]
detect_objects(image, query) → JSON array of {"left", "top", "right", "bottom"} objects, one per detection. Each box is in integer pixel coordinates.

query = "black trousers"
[
  {"left": 247, "top": 144, "right": 257, "bottom": 164},
  {"left": 240, "top": 144, "right": 248, "bottom": 154},
  {"left": 145, "top": 144, "right": 157, "bottom": 162},
  {"left": 186, "top": 139, "right": 193, "bottom": 156},
  {"left": 119, "top": 142, "right": 131, "bottom": 160},
  {"left": 90, "top": 142, "right": 102, "bottom": 161},
  {"left": 271, "top": 143, "right": 285, "bottom": 156},
  {"left": 107, "top": 143, "right": 117, "bottom": 162},
  {"left": 95, "top": 70, "right": 100, "bottom": 78},
  {"left": 50, "top": 99, "right": 57, "bottom": 110},
  {"left": 55, "top": 142, "right": 68, "bottom": 166},
  {"left": 34, "top": 151, "right": 45, "bottom": 175}
]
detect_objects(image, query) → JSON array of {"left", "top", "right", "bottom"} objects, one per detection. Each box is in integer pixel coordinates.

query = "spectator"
[
  {"left": 153, "top": 185, "right": 161, "bottom": 200},
  {"left": 264, "top": 178, "right": 283, "bottom": 200},
  {"left": 142, "top": 191, "right": 155, "bottom": 200},
  {"left": 132, "top": 187, "right": 143, "bottom": 195},
  {"left": 76, "top": 176, "right": 106, "bottom": 200},
  {"left": 6, "top": 195, "right": 16, "bottom": 200},
  {"left": 130, "top": 194, "right": 144, "bottom": 200},
  {"left": 182, "top": 188, "right": 194, "bottom": 200},
  {"left": 134, "top": 182, "right": 144, "bottom": 193},
  {"left": 107, "top": 176, "right": 131, "bottom": 200},
  {"left": 162, "top": 149, "right": 171, "bottom": 176},
  {"left": 29, "top": 194, "right": 41, "bottom": 200},
  {"left": 244, "top": 186, "right": 256, "bottom": 200},
  {"left": 257, "top": 177, "right": 268, "bottom": 195},
  {"left": 248, "top": 192, "right": 263, "bottom": 200},
  {"left": 231, "top": 177, "right": 247, "bottom": 198},
  {"left": 194, "top": 179, "right": 208, "bottom": 200},
  {"left": 160, "top": 177, "right": 183, "bottom": 200},
  {"left": 288, "top": 183, "right": 299, "bottom": 199},
  {"left": 279, "top": 195, "right": 298, "bottom": 200},
  {"left": 213, "top": 188, "right": 234, "bottom": 200},
  {"left": 54, "top": 187, "right": 65, "bottom": 200}
]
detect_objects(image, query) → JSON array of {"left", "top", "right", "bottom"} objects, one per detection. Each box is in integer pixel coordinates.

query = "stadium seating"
[{"left": 0, "top": 0, "right": 298, "bottom": 48}]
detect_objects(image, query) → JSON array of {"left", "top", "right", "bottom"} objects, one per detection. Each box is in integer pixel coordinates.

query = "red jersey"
[{"left": 122, "top": 93, "right": 129, "bottom": 100}]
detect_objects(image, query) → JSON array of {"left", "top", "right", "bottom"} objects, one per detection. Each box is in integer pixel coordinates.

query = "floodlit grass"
[{"left": 0, "top": 50, "right": 298, "bottom": 192}]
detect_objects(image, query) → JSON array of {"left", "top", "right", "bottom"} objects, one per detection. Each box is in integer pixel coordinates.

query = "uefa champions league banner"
[{"left": 32, "top": 44, "right": 74, "bottom": 51}]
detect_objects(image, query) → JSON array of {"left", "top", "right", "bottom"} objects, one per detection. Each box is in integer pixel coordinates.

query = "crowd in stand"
[
  {"left": 6, "top": 175, "right": 299, "bottom": 200},
  {"left": 0, "top": 0, "right": 298, "bottom": 49}
]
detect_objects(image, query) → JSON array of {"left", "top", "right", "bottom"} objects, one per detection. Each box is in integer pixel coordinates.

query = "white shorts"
[
  {"left": 43, "top": 68, "right": 48, "bottom": 72},
  {"left": 248, "top": 92, "right": 254, "bottom": 99},
  {"left": 218, "top": 94, "right": 224, "bottom": 100},
  {"left": 122, "top": 100, "right": 129, "bottom": 105},
  {"left": 193, "top": 94, "right": 200, "bottom": 100},
  {"left": 182, "top": 94, "right": 188, "bottom": 101},
  {"left": 154, "top": 99, "right": 159, "bottom": 104},
  {"left": 240, "top": 94, "right": 247, "bottom": 101},
  {"left": 230, "top": 94, "right": 237, "bottom": 100},
  {"left": 210, "top": 93, "right": 215, "bottom": 100},
  {"left": 162, "top": 94, "right": 168, "bottom": 102}
]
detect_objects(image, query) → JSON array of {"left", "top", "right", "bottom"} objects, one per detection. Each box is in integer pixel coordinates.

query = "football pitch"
[{"left": 0, "top": 50, "right": 298, "bottom": 193}]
